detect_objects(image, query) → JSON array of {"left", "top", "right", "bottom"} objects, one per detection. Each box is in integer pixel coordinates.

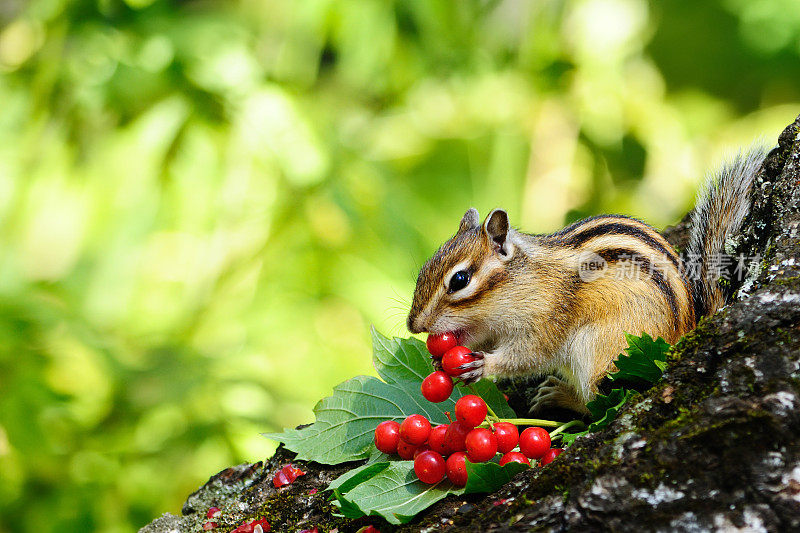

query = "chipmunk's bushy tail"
[{"left": 687, "top": 147, "right": 766, "bottom": 320}]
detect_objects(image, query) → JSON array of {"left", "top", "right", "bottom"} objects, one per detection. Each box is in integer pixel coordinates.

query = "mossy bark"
[{"left": 140, "top": 115, "right": 800, "bottom": 532}]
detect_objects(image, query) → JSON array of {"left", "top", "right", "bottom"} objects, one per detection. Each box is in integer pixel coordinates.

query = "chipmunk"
[{"left": 407, "top": 149, "right": 766, "bottom": 413}]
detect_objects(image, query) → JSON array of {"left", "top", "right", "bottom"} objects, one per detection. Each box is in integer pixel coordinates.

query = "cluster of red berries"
[
  {"left": 375, "top": 397, "right": 563, "bottom": 486},
  {"left": 374, "top": 333, "right": 564, "bottom": 485}
]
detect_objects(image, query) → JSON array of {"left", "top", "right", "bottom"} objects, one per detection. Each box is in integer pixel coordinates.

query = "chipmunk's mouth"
[
  {"left": 426, "top": 328, "right": 464, "bottom": 343},
  {"left": 454, "top": 328, "right": 482, "bottom": 349},
  {"left": 428, "top": 325, "right": 488, "bottom": 350},
  {"left": 428, "top": 327, "right": 469, "bottom": 346}
]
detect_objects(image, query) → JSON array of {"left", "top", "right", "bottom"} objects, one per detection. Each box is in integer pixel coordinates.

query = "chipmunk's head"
[{"left": 407, "top": 208, "right": 516, "bottom": 346}]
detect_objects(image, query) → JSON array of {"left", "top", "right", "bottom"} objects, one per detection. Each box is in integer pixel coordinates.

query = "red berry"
[
  {"left": 446, "top": 451, "right": 468, "bottom": 486},
  {"left": 273, "top": 471, "right": 290, "bottom": 487},
  {"left": 362, "top": 527, "right": 380, "bottom": 533},
  {"left": 519, "top": 427, "right": 551, "bottom": 460},
  {"left": 253, "top": 519, "right": 271, "bottom": 533},
  {"left": 374, "top": 420, "right": 401, "bottom": 454},
  {"left": 455, "top": 395, "right": 487, "bottom": 427},
  {"left": 443, "top": 420, "right": 472, "bottom": 453},
  {"left": 413, "top": 444, "right": 431, "bottom": 459},
  {"left": 414, "top": 450, "right": 446, "bottom": 484},
  {"left": 203, "top": 523, "right": 218, "bottom": 531},
  {"left": 421, "top": 371, "right": 454, "bottom": 402},
  {"left": 207, "top": 507, "right": 221, "bottom": 519},
  {"left": 428, "top": 425, "right": 449, "bottom": 455},
  {"left": 273, "top": 464, "right": 305, "bottom": 487},
  {"left": 427, "top": 332, "right": 458, "bottom": 357},
  {"left": 541, "top": 447, "right": 564, "bottom": 465},
  {"left": 493, "top": 422, "right": 519, "bottom": 454},
  {"left": 465, "top": 427, "right": 498, "bottom": 463},
  {"left": 499, "top": 451, "right": 530, "bottom": 466},
  {"left": 441, "top": 346, "right": 475, "bottom": 376},
  {"left": 233, "top": 522, "right": 253, "bottom": 533},
  {"left": 233, "top": 519, "right": 270, "bottom": 533},
  {"left": 400, "top": 414, "right": 431, "bottom": 445},
  {"left": 397, "top": 439, "right": 418, "bottom": 460}
]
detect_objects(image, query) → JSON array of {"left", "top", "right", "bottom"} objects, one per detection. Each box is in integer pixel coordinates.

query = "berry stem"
[
  {"left": 548, "top": 419, "right": 586, "bottom": 438},
  {"left": 480, "top": 417, "right": 563, "bottom": 428}
]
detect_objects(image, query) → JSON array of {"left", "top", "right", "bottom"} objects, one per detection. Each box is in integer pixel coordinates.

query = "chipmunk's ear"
[
  {"left": 457, "top": 208, "right": 480, "bottom": 234},
  {"left": 483, "top": 209, "right": 513, "bottom": 258}
]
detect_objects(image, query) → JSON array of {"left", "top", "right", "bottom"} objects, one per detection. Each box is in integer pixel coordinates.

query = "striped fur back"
[{"left": 544, "top": 214, "right": 695, "bottom": 339}]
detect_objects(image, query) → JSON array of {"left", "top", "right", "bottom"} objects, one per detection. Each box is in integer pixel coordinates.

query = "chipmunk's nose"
[
  {"left": 407, "top": 313, "right": 422, "bottom": 334},
  {"left": 407, "top": 309, "right": 427, "bottom": 334}
]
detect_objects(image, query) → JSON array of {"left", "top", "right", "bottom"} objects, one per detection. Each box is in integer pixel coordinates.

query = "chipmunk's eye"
[{"left": 448, "top": 270, "right": 470, "bottom": 292}]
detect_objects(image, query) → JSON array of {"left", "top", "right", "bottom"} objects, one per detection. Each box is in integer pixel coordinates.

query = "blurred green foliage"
[{"left": 0, "top": 0, "right": 797, "bottom": 531}]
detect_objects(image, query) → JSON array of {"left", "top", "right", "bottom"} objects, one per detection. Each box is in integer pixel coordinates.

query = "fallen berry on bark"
[
  {"left": 273, "top": 464, "right": 306, "bottom": 488},
  {"left": 232, "top": 518, "right": 270, "bottom": 533}
]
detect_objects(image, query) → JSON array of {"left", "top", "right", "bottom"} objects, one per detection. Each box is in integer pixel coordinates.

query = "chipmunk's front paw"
[
  {"left": 531, "top": 375, "right": 585, "bottom": 413},
  {"left": 456, "top": 352, "right": 486, "bottom": 384},
  {"left": 431, "top": 356, "right": 444, "bottom": 372}
]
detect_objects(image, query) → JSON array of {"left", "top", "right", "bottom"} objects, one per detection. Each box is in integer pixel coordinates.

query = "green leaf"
[
  {"left": 263, "top": 375, "right": 452, "bottom": 464},
  {"left": 609, "top": 332, "right": 670, "bottom": 384},
  {"left": 266, "top": 330, "right": 515, "bottom": 463},
  {"left": 463, "top": 459, "right": 529, "bottom": 493},
  {"left": 561, "top": 389, "right": 634, "bottom": 443},
  {"left": 560, "top": 429, "right": 588, "bottom": 446},
  {"left": 585, "top": 388, "right": 636, "bottom": 432},
  {"left": 326, "top": 462, "right": 390, "bottom": 494},
  {"left": 371, "top": 327, "right": 431, "bottom": 384},
  {"left": 332, "top": 489, "right": 367, "bottom": 519},
  {"left": 330, "top": 458, "right": 529, "bottom": 524},
  {"left": 332, "top": 461, "right": 460, "bottom": 525}
]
